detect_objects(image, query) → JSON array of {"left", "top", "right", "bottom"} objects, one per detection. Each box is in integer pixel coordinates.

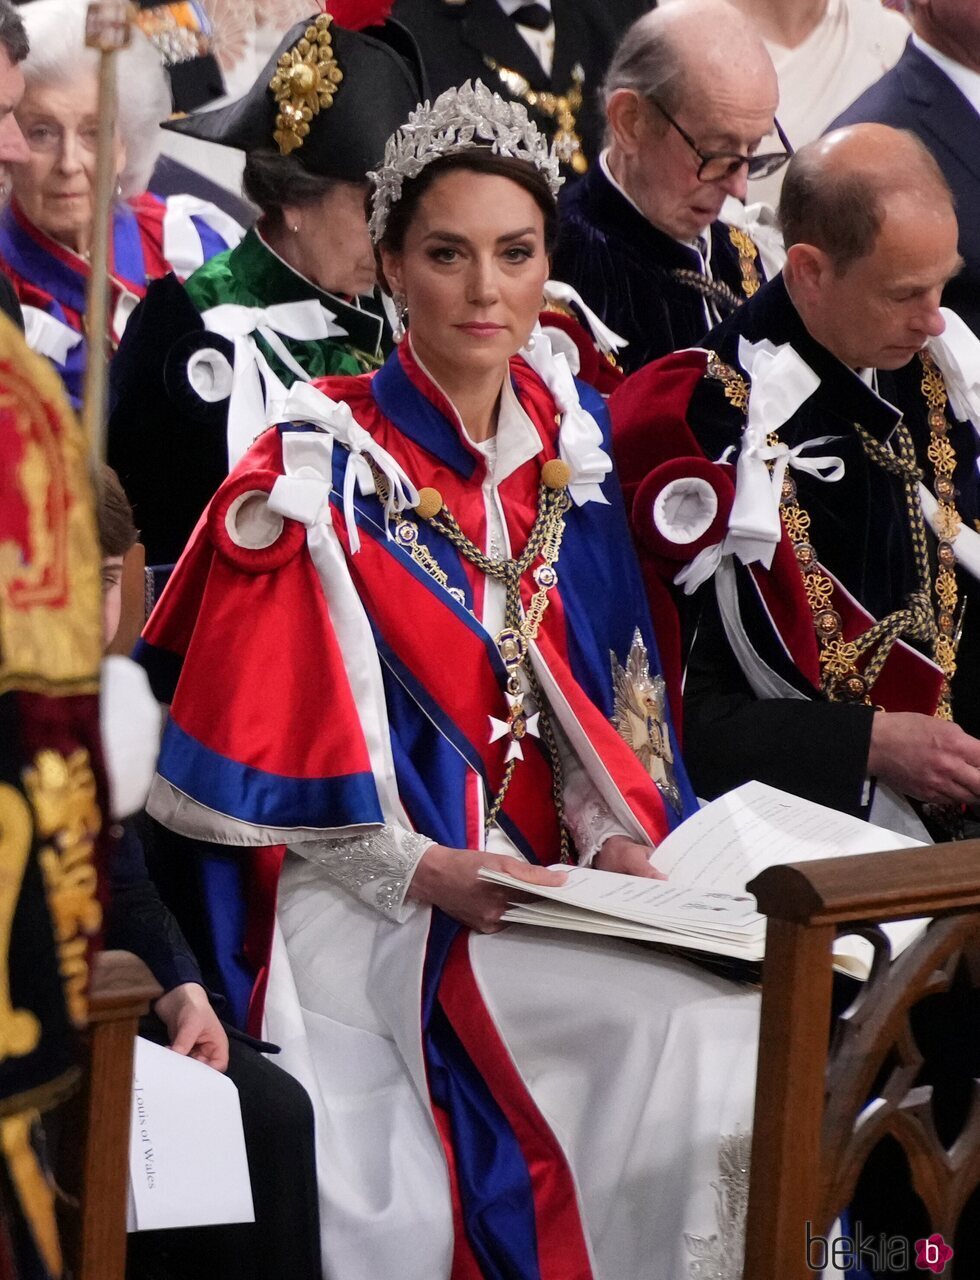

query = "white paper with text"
[{"left": 127, "top": 1036, "right": 255, "bottom": 1232}]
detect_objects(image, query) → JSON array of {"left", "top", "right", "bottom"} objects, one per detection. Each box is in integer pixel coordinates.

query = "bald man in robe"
[
  {"left": 551, "top": 0, "right": 790, "bottom": 373},
  {"left": 613, "top": 125, "right": 980, "bottom": 842}
]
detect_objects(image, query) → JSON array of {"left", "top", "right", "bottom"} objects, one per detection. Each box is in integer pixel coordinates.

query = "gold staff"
[{"left": 80, "top": 0, "right": 131, "bottom": 465}]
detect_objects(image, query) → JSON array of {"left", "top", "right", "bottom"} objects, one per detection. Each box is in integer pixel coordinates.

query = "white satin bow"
[
  {"left": 520, "top": 326, "right": 612, "bottom": 506},
  {"left": 926, "top": 308, "right": 980, "bottom": 431},
  {"left": 22, "top": 306, "right": 83, "bottom": 366},
  {"left": 541, "top": 279, "right": 628, "bottom": 356},
  {"left": 729, "top": 337, "right": 825, "bottom": 565},
  {"left": 202, "top": 299, "right": 349, "bottom": 467},
  {"left": 274, "top": 382, "right": 419, "bottom": 553},
  {"left": 162, "top": 194, "right": 245, "bottom": 279},
  {"left": 673, "top": 340, "right": 843, "bottom": 594}
]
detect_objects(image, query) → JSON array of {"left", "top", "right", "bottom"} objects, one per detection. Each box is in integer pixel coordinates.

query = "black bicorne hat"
[{"left": 162, "top": 13, "right": 426, "bottom": 181}]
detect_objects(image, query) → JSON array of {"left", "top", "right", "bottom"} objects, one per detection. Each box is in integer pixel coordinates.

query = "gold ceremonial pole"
[{"left": 81, "top": 2, "right": 130, "bottom": 466}]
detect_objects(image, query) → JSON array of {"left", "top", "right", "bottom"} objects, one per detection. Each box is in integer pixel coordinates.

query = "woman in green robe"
[{"left": 107, "top": 11, "right": 424, "bottom": 566}]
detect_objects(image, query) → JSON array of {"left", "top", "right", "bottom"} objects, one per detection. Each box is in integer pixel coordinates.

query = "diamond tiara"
[{"left": 368, "top": 79, "right": 564, "bottom": 243}]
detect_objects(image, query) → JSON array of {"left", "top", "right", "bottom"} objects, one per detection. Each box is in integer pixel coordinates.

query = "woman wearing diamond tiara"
[{"left": 137, "top": 81, "right": 760, "bottom": 1280}]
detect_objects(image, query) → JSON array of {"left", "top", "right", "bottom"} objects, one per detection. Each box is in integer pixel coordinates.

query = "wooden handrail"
[{"left": 748, "top": 839, "right": 980, "bottom": 926}]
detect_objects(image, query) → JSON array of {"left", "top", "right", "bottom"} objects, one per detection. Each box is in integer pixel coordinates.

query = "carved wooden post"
[{"left": 744, "top": 918, "right": 836, "bottom": 1280}]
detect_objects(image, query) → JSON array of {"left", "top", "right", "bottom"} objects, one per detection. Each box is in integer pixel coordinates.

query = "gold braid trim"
[
  {"left": 921, "top": 350, "right": 961, "bottom": 719},
  {"left": 1, "top": 1112, "right": 62, "bottom": 1277},
  {"left": 24, "top": 749, "right": 103, "bottom": 1029}
]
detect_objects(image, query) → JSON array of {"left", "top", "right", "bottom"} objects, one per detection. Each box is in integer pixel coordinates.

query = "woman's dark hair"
[
  {"left": 372, "top": 150, "right": 559, "bottom": 289},
  {"left": 242, "top": 150, "right": 342, "bottom": 229}
]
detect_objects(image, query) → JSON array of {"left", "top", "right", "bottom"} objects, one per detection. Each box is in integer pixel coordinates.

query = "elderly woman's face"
[
  {"left": 380, "top": 170, "right": 549, "bottom": 386},
  {"left": 12, "top": 72, "right": 125, "bottom": 252}
]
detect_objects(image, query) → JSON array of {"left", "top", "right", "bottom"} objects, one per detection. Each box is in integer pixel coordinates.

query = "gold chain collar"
[
  {"left": 377, "top": 460, "right": 574, "bottom": 858},
  {"left": 482, "top": 57, "right": 587, "bottom": 173},
  {"left": 707, "top": 351, "right": 963, "bottom": 717}
]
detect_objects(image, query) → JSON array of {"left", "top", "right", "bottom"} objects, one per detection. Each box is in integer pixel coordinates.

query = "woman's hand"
[
  {"left": 408, "top": 845, "right": 568, "bottom": 933},
  {"left": 594, "top": 835, "right": 667, "bottom": 880},
  {"left": 153, "top": 982, "right": 230, "bottom": 1073}
]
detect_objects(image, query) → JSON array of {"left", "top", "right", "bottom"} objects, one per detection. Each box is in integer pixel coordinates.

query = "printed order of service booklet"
[{"left": 479, "top": 781, "right": 927, "bottom": 979}]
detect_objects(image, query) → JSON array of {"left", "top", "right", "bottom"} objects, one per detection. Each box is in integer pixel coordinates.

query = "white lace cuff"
[
  {"left": 291, "top": 824, "right": 434, "bottom": 921},
  {"left": 555, "top": 720, "right": 633, "bottom": 865},
  {"left": 565, "top": 795, "right": 630, "bottom": 866}
]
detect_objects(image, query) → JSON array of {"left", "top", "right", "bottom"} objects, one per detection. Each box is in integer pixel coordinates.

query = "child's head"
[{"left": 97, "top": 465, "right": 137, "bottom": 647}]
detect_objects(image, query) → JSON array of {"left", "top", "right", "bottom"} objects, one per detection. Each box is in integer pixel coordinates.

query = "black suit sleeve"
[
  {"left": 106, "top": 819, "right": 204, "bottom": 994},
  {"left": 683, "top": 584, "right": 876, "bottom": 814}
]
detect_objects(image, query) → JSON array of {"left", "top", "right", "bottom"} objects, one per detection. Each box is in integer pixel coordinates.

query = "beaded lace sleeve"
[
  {"left": 291, "top": 825, "right": 434, "bottom": 921},
  {"left": 554, "top": 724, "right": 634, "bottom": 865}
]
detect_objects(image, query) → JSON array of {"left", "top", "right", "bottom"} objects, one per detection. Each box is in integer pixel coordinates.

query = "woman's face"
[
  {"left": 282, "top": 181, "right": 377, "bottom": 298},
  {"left": 380, "top": 169, "right": 550, "bottom": 387},
  {"left": 11, "top": 73, "right": 125, "bottom": 252}
]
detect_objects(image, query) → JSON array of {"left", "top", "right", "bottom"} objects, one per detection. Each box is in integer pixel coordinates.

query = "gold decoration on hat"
[{"left": 269, "top": 13, "right": 344, "bottom": 157}]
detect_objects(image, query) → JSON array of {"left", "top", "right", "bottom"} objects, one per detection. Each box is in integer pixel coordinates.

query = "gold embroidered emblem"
[
  {"left": 611, "top": 629, "right": 681, "bottom": 812},
  {"left": 0, "top": 786, "right": 42, "bottom": 1059},
  {"left": 23, "top": 749, "right": 102, "bottom": 1028},
  {"left": 705, "top": 351, "right": 749, "bottom": 412},
  {"left": 269, "top": 14, "right": 343, "bottom": 156},
  {"left": 727, "top": 227, "right": 761, "bottom": 298},
  {"left": 0, "top": 313, "right": 101, "bottom": 698},
  {"left": 0, "top": 1111, "right": 61, "bottom": 1276}
]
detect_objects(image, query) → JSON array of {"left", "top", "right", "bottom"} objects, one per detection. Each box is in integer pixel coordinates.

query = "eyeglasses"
[{"left": 649, "top": 99, "right": 793, "bottom": 183}]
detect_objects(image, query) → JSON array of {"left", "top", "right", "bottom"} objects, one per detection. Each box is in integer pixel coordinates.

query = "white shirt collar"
[
  {"left": 468, "top": 376, "right": 541, "bottom": 485},
  {"left": 912, "top": 33, "right": 980, "bottom": 116},
  {"left": 410, "top": 340, "right": 541, "bottom": 485},
  {"left": 497, "top": 0, "right": 552, "bottom": 14}
]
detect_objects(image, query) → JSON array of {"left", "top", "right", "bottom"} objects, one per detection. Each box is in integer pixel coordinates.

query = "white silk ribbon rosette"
[
  {"left": 519, "top": 324, "right": 613, "bottom": 506},
  {"left": 201, "top": 300, "right": 349, "bottom": 467},
  {"left": 673, "top": 338, "right": 843, "bottom": 594},
  {"left": 267, "top": 380, "right": 419, "bottom": 554},
  {"left": 926, "top": 308, "right": 980, "bottom": 433}
]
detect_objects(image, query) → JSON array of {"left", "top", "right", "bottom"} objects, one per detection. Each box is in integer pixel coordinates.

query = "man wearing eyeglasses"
[{"left": 551, "top": 0, "right": 790, "bottom": 375}]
